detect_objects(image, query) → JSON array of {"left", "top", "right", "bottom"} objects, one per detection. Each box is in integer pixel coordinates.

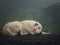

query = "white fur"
[
  {"left": 2, "top": 20, "right": 42, "bottom": 36},
  {"left": 42, "top": 32, "right": 51, "bottom": 34},
  {"left": 2, "top": 21, "right": 22, "bottom": 36},
  {"left": 20, "top": 20, "right": 42, "bottom": 35}
]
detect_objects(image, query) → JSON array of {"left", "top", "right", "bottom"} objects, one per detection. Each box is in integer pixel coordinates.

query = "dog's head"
[{"left": 33, "top": 22, "right": 42, "bottom": 34}]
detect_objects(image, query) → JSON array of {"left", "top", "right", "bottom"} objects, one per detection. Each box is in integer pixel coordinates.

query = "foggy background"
[{"left": 0, "top": 0, "right": 60, "bottom": 34}]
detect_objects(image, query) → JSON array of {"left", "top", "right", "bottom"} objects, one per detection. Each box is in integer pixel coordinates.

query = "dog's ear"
[
  {"left": 34, "top": 23, "right": 41, "bottom": 29},
  {"left": 34, "top": 23, "right": 38, "bottom": 26}
]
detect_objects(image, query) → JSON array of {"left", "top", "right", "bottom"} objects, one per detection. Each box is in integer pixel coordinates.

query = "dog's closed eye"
[{"left": 38, "top": 27, "right": 40, "bottom": 29}]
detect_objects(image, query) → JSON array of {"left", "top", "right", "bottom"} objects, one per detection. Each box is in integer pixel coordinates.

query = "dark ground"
[{"left": 0, "top": 33, "right": 60, "bottom": 45}]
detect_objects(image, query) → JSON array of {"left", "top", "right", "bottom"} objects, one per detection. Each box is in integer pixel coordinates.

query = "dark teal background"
[{"left": 0, "top": 0, "right": 60, "bottom": 34}]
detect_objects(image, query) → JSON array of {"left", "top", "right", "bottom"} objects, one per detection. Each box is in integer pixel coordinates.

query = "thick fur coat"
[{"left": 2, "top": 20, "right": 42, "bottom": 36}]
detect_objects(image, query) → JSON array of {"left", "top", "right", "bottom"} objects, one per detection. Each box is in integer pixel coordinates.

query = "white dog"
[{"left": 2, "top": 20, "right": 42, "bottom": 36}]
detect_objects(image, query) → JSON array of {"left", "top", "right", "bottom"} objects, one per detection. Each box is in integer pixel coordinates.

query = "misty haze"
[{"left": 0, "top": 0, "right": 60, "bottom": 34}]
